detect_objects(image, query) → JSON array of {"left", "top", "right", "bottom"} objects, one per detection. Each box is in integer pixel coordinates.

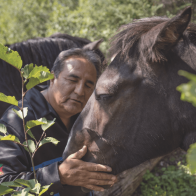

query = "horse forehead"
[{"left": 97, "top": 67, "right": 128, "bottom": 88}]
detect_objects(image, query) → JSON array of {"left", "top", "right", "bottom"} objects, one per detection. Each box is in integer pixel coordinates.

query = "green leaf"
[
  {"left": 28, "top": 65, "right": 51, "bottom": 78},
  {"left": 39, "top": 137, "right": 59, "bottom": 148},
  {"left": 26, "top": 66, "right": 54, "bottom": 90},
  {"left": 21, "top": 63, "right": 34, "bottom": 79},
  {"left": 0, "top": 93, "right": 18, "bottom": 106},
  {"left": 27, "top": 130, "right": 36, "bottom": 141},
  {"left": 39, "top": 184, "right": 52, "bottom": 196},
  {"left": 12, "top": 107, "right": 28, "bottom": 119},
  {"left": 176, "top": 71, "right": 196, "bottom": 107},
  {"left": 13, "top": 187, "right": 31, "bottom": 196},
  {"left": 26, "top": 118, "right": 47, "bottom": 129},
  {"left": 1, "top": 181, "right": 22, "bottom": 188},
  {"left": 41, "top": 118, "right": 56, "bottom": 131},
  {"left": 0, "top": 123, "right": 7, "bottom": 135},
  {"left": 23, "top": 140, "right": 36, "bottom": 153},
  {"left": 14, "top": 179, "right": 36, "bottom": 189},
  {"left": 178, "top": 70, "right": 196, "bottom": 82},
  {"left": 31, "top": 183, "right": 41, "bottom": 194},
  {"left": 27, "top": 179, "right": 36, "bottom": 189},
  {"left": 0, "top": 134, "right": 20, "bottom": 143},
  {"left": 177, "top": 81, "right": 196, "bottom": 107},
  {"left": 187, "top": 143, "right": 196, "bottom": 174},
  {"left": 15, "top": 179, "right": 32, "bottom": 188},
  {"left": 0, "top": 43, "right": 22, "bottom": 70},
  {"left": 0, "top": 185, "right": 14, "bottom": 195}
]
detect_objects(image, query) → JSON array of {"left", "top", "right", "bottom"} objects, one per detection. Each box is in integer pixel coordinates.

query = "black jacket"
[{"left": 0, "top": 88, "right": 89, "bottom": 196}]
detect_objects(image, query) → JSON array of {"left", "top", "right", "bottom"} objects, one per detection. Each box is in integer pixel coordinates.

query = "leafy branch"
[
  {"left": 0, "top": 43, "right": 59, "bottom": 195},
  {"left": 177, "top": 70, "right": 196, "bottom": 174}
]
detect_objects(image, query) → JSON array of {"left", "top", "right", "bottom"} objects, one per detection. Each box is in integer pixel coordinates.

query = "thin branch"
[
  {"left": 32, "top": 131, "right": 46, "bottom": 158},
  {"left": 13, "top": 141, "right": 27, "bottom": 148},
  {"left": 16, "top": 106, "right": 21, "bottom": 110},
  {"left": 25, "top": 128, "right": 38, "bottom": 144},
  {"left": 20, "top": 72, "right": 38, "bottom": 188}
]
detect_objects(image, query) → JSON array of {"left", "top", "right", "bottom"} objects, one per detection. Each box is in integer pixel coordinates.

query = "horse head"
[{"left": 63, "top": 7, "right": 196, "bottom": 175}]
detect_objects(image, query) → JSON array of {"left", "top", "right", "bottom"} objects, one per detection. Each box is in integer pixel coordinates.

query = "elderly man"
[{"left": 0, "top": 45, "right": 116, "bottom": 196}]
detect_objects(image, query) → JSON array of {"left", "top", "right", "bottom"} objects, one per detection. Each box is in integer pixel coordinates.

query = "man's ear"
[
  {"left": 83, "top": 39, "right": 103, "bottom": 50},
  {"left": 143, "top": 7, "right": 192, "bottom": 62},
  {"left": 49, "top": 72, "right": 55, "bottom": 86},
  {"left": 180, "top": 131, "right": 196, "bottom": 151}
]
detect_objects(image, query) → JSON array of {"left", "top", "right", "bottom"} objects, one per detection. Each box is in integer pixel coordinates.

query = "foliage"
[
  {"left": 152, "top": 0, "right": 195, "bottom": 20},
  {"left": 47, "top": 0, "right": 163, "bottom": 52},
  {"left": 177, "top": 70, "right": 196, "bottom": 107},
  {"left": 0, "top": 43, "right": 59, "bottom": 195},
  {"left": 187, "top": 143, "right": 196, "bottom": 174},
  {"left": 0, "top": 0, "right": 195, "bottom": 53},
  {"left": 0, "top": 0, "right": 163, "bottom": 53},
  {"left": 140, "top": 164, "right": 196, "bottom": 196},
  {"left": 177, "top": 70, "right": 196, "bottom": 176}
]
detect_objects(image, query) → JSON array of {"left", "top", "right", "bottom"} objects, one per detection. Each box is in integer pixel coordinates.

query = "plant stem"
[
  {"left": 32, "top": 131, "right": 46, "bottom": 158},
  {"left": 20, "top": 72, "right": 38, "bottom": 185}
]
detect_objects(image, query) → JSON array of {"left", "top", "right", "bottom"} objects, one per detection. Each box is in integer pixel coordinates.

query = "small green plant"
[
  {"left": 0, "top": 43, "right": 60, "bottom": 195},
  {"left": 177, "top": 70, "right": 196, "bottom": 174},
  {"left": 140, "top": 164, "right": 196, "bottom": 196}
]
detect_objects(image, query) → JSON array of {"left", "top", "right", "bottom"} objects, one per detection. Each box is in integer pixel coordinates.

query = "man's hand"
[{"left": 58, "top": 146, "right": 117, "bottom": 192}]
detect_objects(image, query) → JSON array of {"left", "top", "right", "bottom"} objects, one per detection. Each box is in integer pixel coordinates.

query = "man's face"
[{"left": 50, "top": 57, "right": 97, "bottom": 117}]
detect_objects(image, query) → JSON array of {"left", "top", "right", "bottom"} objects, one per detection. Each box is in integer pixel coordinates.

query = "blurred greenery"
[
  {"left": 0, "top": 0, "right": 195, "bottom": 53},
  {"left": 177, "top": 71, "right": 196, "bottom": 176},
  {"left": 140, "top": 164, "right": 196, "bottom": 196}
]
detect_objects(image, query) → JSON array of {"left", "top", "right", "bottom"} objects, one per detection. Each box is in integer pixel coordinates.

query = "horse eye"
[{"left": 96, "top": 94, "right": 112, "bottom": 101}]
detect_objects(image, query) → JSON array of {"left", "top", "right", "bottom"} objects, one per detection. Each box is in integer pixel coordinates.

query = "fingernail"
[
  {"left": 81, "top": 146, "right": 86, "bottom": 151},
  {"left": 101, "top": 189, "right": 104, "bottom": 192},
  {"left": 109, "top": 181, "right": 114, "bottom": 184},
  {"left": 107, "top": 167, "right": 112, "bottom": 172},
  {"left": 112, "top": 176, "right": 116, "bottom": 181}
]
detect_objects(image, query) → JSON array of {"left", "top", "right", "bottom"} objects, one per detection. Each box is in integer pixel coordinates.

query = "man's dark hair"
[{"left": 51, "top": 48, "right": 102, "bottom": 78}]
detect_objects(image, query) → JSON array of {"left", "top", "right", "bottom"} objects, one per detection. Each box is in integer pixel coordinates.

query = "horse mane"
[
  {"left": 5, "top": 33, "right": 106, "bottom": 71},
  {"left": 49, "top": 33, "right": 91, "bottom": 48},
  {"left": 109, "top": 17, "right": 196, "bottom": 61},
  {"left": 9, "top": 37, "right": 77, "bottom": 70}
]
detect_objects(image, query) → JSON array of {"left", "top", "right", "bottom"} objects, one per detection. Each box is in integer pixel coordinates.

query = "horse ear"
[
  {"left": 83, "top": 39, "right": 103, "bottom": 50},
  {"left": 180, "top": 131, "right": 196, "bottom": 151},
  {"left": 151, "top": 7, "right": 192, "bottom": 62}
]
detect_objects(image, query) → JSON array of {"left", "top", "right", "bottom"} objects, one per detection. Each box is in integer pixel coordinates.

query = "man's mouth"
[{"left": 71, "top": 99, "right": 82, "bottom": 104}]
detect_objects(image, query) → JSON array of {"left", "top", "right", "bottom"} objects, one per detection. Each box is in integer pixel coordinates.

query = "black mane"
[
  {"left": 8, "top": 33, "right": 105, "bottom": 70},
  {"left": 109, "top": 17, "right": 196, "bottom": 61}
]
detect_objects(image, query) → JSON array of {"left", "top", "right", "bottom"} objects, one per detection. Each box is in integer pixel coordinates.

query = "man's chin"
[{"left": 61, "top": 104, "right": 81, "bottom": 116}]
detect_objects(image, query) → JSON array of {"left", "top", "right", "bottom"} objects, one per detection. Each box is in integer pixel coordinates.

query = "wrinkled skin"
[{"left": 63, "top": 7, "right": 196, "bottom": 175}]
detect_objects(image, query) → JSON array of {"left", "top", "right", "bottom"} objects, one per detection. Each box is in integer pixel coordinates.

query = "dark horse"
[
  {"left": 0, "top": 33, "right": 105, "bottom": 117},
  {"left": 63, "top": 7, "right": 196, "bottom": 176}
]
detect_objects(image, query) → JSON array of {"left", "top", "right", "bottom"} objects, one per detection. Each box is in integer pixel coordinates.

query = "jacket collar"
[
  {"left": 24, "top": 88, "right": 59, "bottom": 120},
  {"left": 24, "top": 88, "right": 80, "bottom": 132}
]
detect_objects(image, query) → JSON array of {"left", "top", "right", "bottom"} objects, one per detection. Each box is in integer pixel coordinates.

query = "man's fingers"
[
  {"left": 88, "top": 179, "right": 115, "bottom": 186},
  {"left": 84, "top": 185, "right": 105, "bottom": 192},
  {"left": 84, "top": 162, "right": 112, "bottom": 172},
  {"left": 88, "top": 172, "right": 117, "bottom": 181},
  {"left": 68, "top": 146, "right": 87, "bottom": 159}
]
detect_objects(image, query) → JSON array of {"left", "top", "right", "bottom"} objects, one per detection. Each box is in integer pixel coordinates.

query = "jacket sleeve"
[{"left": 0, "top": 122, "right": 88, "bottom": 196}]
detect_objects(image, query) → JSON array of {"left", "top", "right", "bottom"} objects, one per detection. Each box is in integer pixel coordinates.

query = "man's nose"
[{"left": 74, "top": 82, "right": 85, "bottom": 96}]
